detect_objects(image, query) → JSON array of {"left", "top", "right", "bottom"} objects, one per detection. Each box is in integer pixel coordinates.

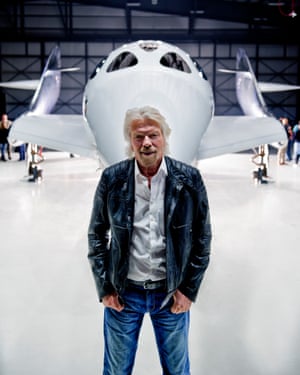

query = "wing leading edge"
[
  {"left": 197, "top": 116, "right": 286, "bottom": 160},
  {"left": 8, "top": 114, "right": 98, "bottom": 159}
]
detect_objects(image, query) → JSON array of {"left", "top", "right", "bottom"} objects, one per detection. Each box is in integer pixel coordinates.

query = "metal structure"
[
  {"left": 0, "top": 0, "right": 299, "bottom": 121},
  {"left": 0, "top": 0, "right": 300, "bottom": 43}
]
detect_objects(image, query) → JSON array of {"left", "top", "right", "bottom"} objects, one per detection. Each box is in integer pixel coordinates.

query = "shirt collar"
[{"left": 134, "top": 157, "right": 168, "bottom": 181}]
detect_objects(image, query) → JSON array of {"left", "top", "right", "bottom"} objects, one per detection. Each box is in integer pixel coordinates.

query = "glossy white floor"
[{"left": 1, "top": 150, "right": 300, "bottom": 375}]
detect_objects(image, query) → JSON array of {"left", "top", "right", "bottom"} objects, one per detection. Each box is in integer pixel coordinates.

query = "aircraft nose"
[{"left": 86, "top": 70, "right": 211, "bottom": 165}]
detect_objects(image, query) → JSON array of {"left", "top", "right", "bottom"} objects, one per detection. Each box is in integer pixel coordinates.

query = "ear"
[{"left": 130, "top": 141, "right": 134, "bottom": 152}]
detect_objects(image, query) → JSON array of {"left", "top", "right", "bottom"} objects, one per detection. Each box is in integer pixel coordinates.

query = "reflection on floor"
[{"left": 1, "top": 151, "right": 300, "bottom": 375}]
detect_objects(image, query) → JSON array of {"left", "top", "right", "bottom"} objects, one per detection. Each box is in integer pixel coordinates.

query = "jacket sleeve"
[
  {"left": 179, "top": 170, "right": 212, "bottom": 302},
  {"left": 87, "top": 171, "right": 115, "bottom": 301}
]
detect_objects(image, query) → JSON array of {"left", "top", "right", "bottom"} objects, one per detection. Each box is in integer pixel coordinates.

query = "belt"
[{"left": 126, "top": 279, "right": 167, "bottom": 290}]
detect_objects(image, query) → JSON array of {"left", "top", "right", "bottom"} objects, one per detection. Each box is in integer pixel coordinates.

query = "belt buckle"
[{"left": 143, "top": 280, "right": 155, "bottom": 290}]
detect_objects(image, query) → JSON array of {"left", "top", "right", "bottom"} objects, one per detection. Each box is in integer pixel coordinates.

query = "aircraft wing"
[
  {"left": 197, "top": 116, "right": 286, "bottom": 160},
  {"left": 9, "top": 114, "right": 98, "bottom": 158},
  {"left": 0, "top": 79, "right": 40, "bottom": 90}
]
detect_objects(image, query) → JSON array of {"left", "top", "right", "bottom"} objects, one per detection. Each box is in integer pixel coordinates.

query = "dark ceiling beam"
[
  {"left": 125, "top": 5, "right": 132, "bottom": 35},
  {"left": 56, "top": 0, "right": 70, "bottom": 36},
  {"left": 0, "top": 0, "right": 18, "bottom": 29},
  {"left": 188, "top": 13, "right": 194, "bottom": 36},
  {"left": 1, "top": 26, "right": 299, "bottom": 44}
]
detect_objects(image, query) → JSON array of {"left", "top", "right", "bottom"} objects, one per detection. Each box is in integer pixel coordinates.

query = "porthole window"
[
  {"left": 107, "top": 52, "right": 138, "bottom": 72},
  {"left": 160, "top": 52, "right": 191, "bottom": 73}
]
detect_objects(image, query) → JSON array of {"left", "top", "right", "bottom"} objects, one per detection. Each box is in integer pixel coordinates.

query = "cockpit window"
[
  {"left": 160, "top": 52, "right": 191, "bottom": 73},
  {"left": 106, "top": 52, "right": 138, "bottom": 72}
]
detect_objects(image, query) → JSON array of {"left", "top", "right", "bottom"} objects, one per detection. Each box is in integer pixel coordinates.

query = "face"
[{"left": 130, "top": 118, "right": 166, "bottom": 173}]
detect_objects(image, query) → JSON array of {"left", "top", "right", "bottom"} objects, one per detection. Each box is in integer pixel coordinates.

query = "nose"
[{"left": 142, "top": 135, "right": 151, "bottom": 147}]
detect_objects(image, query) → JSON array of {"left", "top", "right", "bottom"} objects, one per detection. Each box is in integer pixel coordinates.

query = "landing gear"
[
  {"left": 28, "top": 163, "right": 43, "bottom": 182},
  {"left": 27, "top": 144, "right": 44, "bottom": 183},
  {"left": 251, "top": 144, "right": 269, "bottom": 184}
]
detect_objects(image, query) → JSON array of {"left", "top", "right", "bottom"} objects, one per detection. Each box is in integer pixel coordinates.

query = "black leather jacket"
[{"left": 88, "top": 156, "right": 212, "bottom": 302}]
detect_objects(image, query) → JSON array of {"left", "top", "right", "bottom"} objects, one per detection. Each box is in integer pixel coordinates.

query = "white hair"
[{"left": 123, "top": 106, "right": 171, "bottom": 157}]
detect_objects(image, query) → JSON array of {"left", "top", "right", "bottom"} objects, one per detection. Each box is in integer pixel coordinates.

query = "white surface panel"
[{"left": 1, "top": 151, "right": 300, "bottom": 375}]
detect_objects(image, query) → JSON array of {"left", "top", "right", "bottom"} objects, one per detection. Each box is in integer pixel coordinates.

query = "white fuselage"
[
  {"left": 83, "top": 41, "right": 214, "bottom": 165},
  {"left": 6, "top": 42, "right": 287, "bottom": 163}
]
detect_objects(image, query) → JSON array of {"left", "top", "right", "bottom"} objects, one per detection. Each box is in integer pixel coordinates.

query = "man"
[
  {"left": 277, "top": 117, "right": 289, "bottom": 165},
  {"left": 0, "top": 113, "right": 12, "bottom": 161},
  {"left": 88, "top": 106, "right": 212, "bottom": 375},
  {"left": 292, "top": 120, "right": 300, "bottom": 166}
]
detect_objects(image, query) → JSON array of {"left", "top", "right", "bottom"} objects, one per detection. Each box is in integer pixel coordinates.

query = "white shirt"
[{"left": 127, "top": 158, "right": 167, "bottom": 281}]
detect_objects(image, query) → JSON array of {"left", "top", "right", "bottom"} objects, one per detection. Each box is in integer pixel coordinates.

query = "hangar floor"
[{"left": 1, "top": 150, "right": 300, "bottom": 375}]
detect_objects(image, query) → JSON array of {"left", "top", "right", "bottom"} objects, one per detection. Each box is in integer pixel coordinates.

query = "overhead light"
[
  {"left": 289, "top": 10, "right": 297, "bottom": 17},
  {"left": 190, "top": 10, "right": 205, "bottom": 15},
  {"left": 127, "top": 2, "right": 141, "bottom": 6},
  {"left": 253, "top": 17, "right": 268, "bottom": 21}
]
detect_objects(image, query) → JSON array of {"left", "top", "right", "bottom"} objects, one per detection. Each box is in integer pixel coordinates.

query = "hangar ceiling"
[
  {"left": 0, "top": 1, "right": 299, "bottom": 121},
  {"left": 0, "top": 0, "right": 299, "bottom": 44}
]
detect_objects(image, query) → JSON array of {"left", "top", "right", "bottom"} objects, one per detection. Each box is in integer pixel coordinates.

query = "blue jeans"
[
  {"left": 103, "top": 286, "right": 190, "bottom": 375},
  {"left": 0, "top": 143, "right": 7, "bottom": 157}
]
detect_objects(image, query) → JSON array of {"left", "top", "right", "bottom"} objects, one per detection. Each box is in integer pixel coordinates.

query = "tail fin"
[
  {"left": 28, "top": 45, "right": 62, "bottom": 115},
  {"left": 235, "top": 48, "right": 270, "bottom": 117},
  {"left": 219, "top": 48, "right": 300, "bottom": 117},
  {"left": 0, "top": 46, "right": 80, "bottom": 116}
]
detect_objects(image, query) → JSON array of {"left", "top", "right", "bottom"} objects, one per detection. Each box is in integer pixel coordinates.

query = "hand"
[
  {"left": 102, "top": 292, "right": 124, "bottom": 312},
  {"left": 171, "top": 289, "right": 192, "bottom": 314}
]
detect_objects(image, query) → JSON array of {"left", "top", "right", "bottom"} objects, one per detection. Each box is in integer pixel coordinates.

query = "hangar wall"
[{"left": 0, "top": 40, "right": 299, "bottom": 123}]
